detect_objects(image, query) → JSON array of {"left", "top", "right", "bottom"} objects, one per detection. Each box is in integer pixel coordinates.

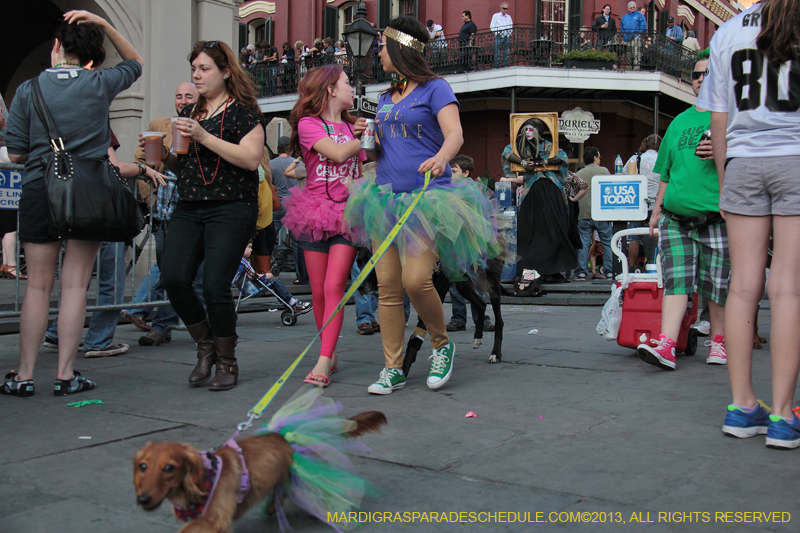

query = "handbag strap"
[{"left": 30, "top": 77, "right": 65, "bottom": 152}]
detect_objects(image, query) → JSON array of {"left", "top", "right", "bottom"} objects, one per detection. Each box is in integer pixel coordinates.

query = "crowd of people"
[{"left": 2, "top": 1, "right": 800, "bottom": 453}]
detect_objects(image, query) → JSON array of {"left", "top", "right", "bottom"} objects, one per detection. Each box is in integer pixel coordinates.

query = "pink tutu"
[{"left": 281, "top": 186, "right": 351, "bottom": 243}]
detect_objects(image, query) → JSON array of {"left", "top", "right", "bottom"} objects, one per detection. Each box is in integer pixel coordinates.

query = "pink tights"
[{"left": 304, "top": 244, "right": 358, "bottom": 359}]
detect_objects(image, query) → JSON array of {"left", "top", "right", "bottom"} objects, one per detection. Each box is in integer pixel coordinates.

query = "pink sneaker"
[
  {"left": 637, "top": 334, "right": 677, "bottom": 370},
  {"left": 705, "top": 335, "right": 727, "bottom": 365}
]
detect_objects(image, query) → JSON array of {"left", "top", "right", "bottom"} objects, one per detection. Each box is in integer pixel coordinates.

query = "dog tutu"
[
  {"left": 343, "top": 174, "right": 503, "bottom": 282},
  {"left": 281, "top": 186, "right": 352, "bottom": 244},
  {"left": 255, "top": 386, "right": 375, "bottom": 531}
]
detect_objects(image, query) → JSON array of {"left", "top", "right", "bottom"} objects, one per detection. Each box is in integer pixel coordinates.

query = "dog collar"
[
  {"left": 172, "top": 440, "right": 251, "bottom": 522},
  {"left": 173, "top": 451, "right": 221, "bottom": 521}
]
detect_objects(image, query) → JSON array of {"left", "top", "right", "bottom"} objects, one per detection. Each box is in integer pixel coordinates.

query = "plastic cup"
[
  {"left": 645, "top": 264, "right": 657, "bottom": 274},
  {"left": 171, "top": 118, "right": 190, "bottom": 154},
  {"left": 143, "top": 131, "right": 165, "bottom": 165}
]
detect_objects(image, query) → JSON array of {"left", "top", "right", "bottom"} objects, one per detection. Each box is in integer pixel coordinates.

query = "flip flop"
[{"left": 303, "top": 372, "right": 330, "bottom": 387}]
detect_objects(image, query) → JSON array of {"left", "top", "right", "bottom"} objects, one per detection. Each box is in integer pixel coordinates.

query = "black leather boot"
[
  {"left": 186, "top": 319, "right": 216, "bottom": 386},
  {"left": 209, "top": 335, "right": 238, "bottom": 391}
]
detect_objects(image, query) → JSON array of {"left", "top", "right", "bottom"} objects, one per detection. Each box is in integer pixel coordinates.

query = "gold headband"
[{"left": 384, "top": 27, "right": 426, "bottom": 54}]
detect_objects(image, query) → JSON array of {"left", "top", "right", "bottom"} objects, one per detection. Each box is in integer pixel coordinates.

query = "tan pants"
[{"left": 373, "top": 243, "right": 449, "bottom": 369}]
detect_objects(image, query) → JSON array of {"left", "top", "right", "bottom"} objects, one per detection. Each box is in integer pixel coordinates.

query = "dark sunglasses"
[
  {"left": 502, "top": 7, "right": 509, "bottom": 10},
  {"left": 691, "top": 68, "right": 708, "bottom": 80}
]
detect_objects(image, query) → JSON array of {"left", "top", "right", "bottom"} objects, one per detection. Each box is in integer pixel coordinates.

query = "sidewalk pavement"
[{"left": 0, "top": 304, "right": 794, "bottom": 532}]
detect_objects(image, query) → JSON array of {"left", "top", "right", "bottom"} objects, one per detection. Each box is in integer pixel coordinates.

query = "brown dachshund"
[{"left": 134, "top": 410, "right": 386, "bottom": 533}]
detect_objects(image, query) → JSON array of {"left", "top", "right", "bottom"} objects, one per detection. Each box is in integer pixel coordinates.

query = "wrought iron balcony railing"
[{"left": 247, "top": 26, "right": 699, "bottom": 99}]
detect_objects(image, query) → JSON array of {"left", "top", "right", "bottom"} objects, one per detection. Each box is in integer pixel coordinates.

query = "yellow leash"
[{"left": 236, "top": 171, "right": 433, "bottom": 433}]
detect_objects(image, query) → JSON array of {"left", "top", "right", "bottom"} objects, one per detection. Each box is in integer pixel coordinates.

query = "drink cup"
[
  {"left": 143, "top": 132, "right": 166, "bottom": 165},
  {"left": 171, "top": 118, "right": 190, "bottom": 154}
]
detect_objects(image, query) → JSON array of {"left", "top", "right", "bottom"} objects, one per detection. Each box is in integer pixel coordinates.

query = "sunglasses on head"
[
  {"left": 691, "top": 68, "right": 709, "bottom": 80},
  {"left": 195, "top": 40, "right": 220, "bottom": 50}
]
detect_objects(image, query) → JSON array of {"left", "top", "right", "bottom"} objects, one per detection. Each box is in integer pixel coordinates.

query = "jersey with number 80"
[{"left": 697, "top": 3, "right": 800, "bottom": 158}]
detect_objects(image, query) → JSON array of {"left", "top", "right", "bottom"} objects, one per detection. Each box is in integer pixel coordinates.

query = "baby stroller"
[
  {"left": 234, "top": 258, "right": 310, "bottom": 326},
  {"left": 611, "top": 227, "right": 698, "bottom": 356}
]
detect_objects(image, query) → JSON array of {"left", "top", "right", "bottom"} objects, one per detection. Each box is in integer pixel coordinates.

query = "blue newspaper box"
[
  {"left": 495, "top": 181, "right": 514, "bottom": 208},
  {"left": 498, "top": 207, "right": 517, "bottom": 282}
]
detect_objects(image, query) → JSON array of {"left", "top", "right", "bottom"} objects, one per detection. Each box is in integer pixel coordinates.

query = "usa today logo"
[{"left": 600, "top": 181, "right": 639, "bottom": 209}]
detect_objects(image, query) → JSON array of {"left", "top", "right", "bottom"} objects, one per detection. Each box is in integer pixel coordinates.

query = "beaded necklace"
[
  {"left": 194, "top": 97, "right": 231, "bottom": 186},
  {"left": 53, "top": 61, "right": 83, "bottom": 69},
  {"left": 318, "top": 116, "right": 357, "bottom": 204}
]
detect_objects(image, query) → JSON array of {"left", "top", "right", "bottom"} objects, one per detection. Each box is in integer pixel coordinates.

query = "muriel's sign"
[{"left": 558, "top": 108, "right": 600, "bottom": 143}]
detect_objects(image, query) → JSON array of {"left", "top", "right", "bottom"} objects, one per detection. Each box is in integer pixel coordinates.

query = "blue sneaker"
[
  {"left": 766, "top": 413, "right": 800, "bottom": 450},
  {"left": 722, "top": 401, "right": 771, "bottom": 438}
]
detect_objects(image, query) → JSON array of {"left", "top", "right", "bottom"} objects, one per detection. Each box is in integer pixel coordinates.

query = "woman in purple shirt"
[{"left": 345, "top": 16, "right": 500, "bottom": 396}]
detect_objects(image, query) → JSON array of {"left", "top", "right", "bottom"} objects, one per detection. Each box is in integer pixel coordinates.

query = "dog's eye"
[
  {"left": 138, "top": 463, "right": 147, "bottom": 472},
  {"left": 163, "top": 464, "right": 176, "bottom": 473}
]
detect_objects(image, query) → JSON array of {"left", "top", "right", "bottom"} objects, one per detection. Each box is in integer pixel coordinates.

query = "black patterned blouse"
[{"left": 177, "top": 101, "right": 263, "bottom": 202}]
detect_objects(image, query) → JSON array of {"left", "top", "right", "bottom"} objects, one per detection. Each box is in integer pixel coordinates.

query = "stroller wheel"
[
  {"left": 271, "top": 265, "right": 281, "bottom": 277},
  {"left": 281, "top": 311, "right": 297, "bottom": 326}
]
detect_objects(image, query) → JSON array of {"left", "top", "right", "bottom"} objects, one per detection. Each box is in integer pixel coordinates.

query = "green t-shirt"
[{"left": 653, "top": 106, "right": 719, "bottom": 216}]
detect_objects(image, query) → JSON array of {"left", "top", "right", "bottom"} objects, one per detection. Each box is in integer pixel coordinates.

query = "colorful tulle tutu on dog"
[
  {"left": 255, "top": 387, "right": 375, "bottom": 531},
  {"left": 282, "top": 186, "right": 352, "bottom": 243},
  {"left": 343, "top": 175, "right": 502, "bottom": 282}
]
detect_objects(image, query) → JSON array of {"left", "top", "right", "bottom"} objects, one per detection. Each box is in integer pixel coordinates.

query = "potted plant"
[{"left": 558, "top": 50, "right": 617, "bottom": 70}]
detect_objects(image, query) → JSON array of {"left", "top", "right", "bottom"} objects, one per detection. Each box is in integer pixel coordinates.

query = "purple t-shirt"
[{"left": 375, "top": 78, "right": 459, "bottom": 193}]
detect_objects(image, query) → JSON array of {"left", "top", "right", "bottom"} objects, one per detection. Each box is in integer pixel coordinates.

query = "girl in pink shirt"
[{"left": 283, "top": 65, "right": 366, "bottom": 387}]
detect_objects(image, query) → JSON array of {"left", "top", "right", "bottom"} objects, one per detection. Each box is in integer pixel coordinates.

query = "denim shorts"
[{"left": 298, "top": 234, "right": 357, "bottom": 253}]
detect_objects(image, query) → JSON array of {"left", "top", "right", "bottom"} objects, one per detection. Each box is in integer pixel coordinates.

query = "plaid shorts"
[{"left": 658, "top": 214, "right": 730, "bottom": 305}]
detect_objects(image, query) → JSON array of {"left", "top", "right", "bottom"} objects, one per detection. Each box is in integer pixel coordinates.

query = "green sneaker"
[
  {"left": 367, "top": 368, "right": 406, "bottom": 395},
  {"left": 427, "top": 340, "right": 455, "bottom": 390}
]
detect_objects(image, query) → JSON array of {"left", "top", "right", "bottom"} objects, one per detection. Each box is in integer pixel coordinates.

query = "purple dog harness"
[{"left": 173, "top": 438, "right": 251, "bottom": 521}]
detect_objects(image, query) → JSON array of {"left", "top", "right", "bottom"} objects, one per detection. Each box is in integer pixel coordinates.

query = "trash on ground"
[
  {"left": 67, "top": 399, "right": 104, "bottom": 408},
  {"left": 528, "top": 329, "right": 539, "bottom": 335},
  {"left": 465, "top": 411, "right": 477, "bottom": 418}
]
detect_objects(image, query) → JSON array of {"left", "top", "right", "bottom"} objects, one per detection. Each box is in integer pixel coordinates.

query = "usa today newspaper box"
[
  {"left": 0, "top": 167, "right": 22, "bottom": 210},
  {"left": 591, "top": 175, "right": 648, "bottom": 276}
]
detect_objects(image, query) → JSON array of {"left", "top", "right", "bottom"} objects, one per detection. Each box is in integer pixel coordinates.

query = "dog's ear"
[
  {"left": 346, "top": 411, "right": 388, "bottom": 437},
  {"left": 181, "top": 444, "right": 207, "bottom": 502}
]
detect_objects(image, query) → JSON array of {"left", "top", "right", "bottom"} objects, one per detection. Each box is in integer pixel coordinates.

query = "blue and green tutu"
[
  {"left": 343, "top": 174, "right": 503, "bottom": 282},
  {"left": 255, "top": 386, "right": 376, "bottom": 531}
]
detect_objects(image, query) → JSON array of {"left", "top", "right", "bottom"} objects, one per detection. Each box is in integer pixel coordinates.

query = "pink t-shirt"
[{"left": 298, "top": 116, "right": 365, "bottom": 201}]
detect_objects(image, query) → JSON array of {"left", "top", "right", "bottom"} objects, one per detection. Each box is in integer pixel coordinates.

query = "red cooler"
[{"left": 610, "top": 228, "right": 699, "bottom": 355}]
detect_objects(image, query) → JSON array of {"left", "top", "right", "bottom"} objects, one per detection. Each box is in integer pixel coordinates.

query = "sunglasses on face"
[
  {"left": 691, "top": 68, "right": 709, "bottom": 80},
  {"left": 502, "top": 7, "right": 508, "bottom": 10}
]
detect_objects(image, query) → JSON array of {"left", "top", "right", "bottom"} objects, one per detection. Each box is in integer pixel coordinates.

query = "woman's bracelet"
[{"left": 136, "top": 161, "right": 147, "bottom": 176}]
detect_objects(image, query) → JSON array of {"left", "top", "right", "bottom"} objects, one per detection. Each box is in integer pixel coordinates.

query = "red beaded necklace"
[{"left": 194, "top": 97, "right": 231, "bottom": 186}]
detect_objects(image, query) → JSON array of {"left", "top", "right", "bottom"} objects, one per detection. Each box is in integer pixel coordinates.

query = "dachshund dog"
[{"left": 134, "top": 410, "right": 387, "bottom": 533}]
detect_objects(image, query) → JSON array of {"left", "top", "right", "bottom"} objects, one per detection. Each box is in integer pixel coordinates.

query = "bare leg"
[
  {"left": 628, "top": 240, "right": 640, "bottom": 268},
  {"left": 17, "top": 242, "right": 61, "bottom": 380},
  {"left": 708, "top": 300, "right": 724, "bottom": 339},
  {"left": 2, "top": 232, "right": 17, "bottom": 268},
  {"left": 768, "top": 215, "right": 800, "bottom": 418},
  {"left": 661, "top": 294, "right": 689, "bottom": 341},
  {"left": 56, "top": 240, "right": 102, "bottom": 380},
  {"left": 724, "top": 213, "right": 770, "bottom": 408}
]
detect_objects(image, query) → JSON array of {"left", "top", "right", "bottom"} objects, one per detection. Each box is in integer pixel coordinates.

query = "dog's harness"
[{"left": 172, "top": 438, "right": 251, "bottom": 522}]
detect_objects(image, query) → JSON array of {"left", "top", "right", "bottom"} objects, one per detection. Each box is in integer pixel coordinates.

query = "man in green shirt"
[{"left": 637, "top": 49, "right": 729, "bottom": 371}]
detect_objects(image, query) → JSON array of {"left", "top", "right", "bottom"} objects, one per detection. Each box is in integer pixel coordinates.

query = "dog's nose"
[{"left": 137, "top": 494, "right": 152, "bottom": 506}]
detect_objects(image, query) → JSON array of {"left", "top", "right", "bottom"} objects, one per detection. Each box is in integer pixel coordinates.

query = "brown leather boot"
[
  {"left": 209, "top": 335, "right": 239, "bottom": 391},
  {"left": 186, "top": 319, "right": 216, "bottom": 386}
]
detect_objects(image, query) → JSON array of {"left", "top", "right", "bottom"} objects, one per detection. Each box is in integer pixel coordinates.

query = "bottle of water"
[{"left": 614, "top": 154, "right": 623, "bottom": 174}]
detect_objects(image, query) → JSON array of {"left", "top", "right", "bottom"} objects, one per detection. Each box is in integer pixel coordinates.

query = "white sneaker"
[{"left": 693, "top": 320, "right": 711, "bottom": 336}]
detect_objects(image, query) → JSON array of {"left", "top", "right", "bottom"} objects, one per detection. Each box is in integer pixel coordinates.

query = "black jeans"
[{"left": 162, "top": 201, "right": 257, "bottom": 337}]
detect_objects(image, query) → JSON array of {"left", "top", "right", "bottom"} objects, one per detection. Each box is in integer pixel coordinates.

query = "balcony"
[{"left": 248, "top": 26, "right": 699, "bottom": 100}]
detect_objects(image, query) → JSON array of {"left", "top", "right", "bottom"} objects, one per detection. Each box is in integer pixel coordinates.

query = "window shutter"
[
  {"left": 239, "top": 23, "right": 248, "bottom": 51},
  {"left": 377, "top": 0, "right": 392, "bottom": 30},
  {"left": 324, "top": 5, "right": 338, "bottom": 40}
]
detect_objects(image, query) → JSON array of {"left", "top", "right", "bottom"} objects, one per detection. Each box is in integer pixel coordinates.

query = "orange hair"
[{"left": 288, "top": 65, "right": 356, "bottom": 157}]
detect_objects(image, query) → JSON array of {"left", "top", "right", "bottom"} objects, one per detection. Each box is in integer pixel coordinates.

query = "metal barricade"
[{"left": 0, "top": 162, "right": 173, "bottom": 321}]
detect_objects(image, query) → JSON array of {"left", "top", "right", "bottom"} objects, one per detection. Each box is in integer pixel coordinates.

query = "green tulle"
[
  {"left": 343, "top": 175, "right": 502, "bottom": 282},
  {"left": 256, "top": 387, "right": 377, "bottom": 531}
]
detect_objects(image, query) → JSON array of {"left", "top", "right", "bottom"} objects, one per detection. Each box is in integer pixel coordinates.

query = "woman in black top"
[
  {"left": 592, "top": 4, "right": 617, "bottom": 45},
  {"left": 160, "top": 40, "right": 264, "bottom": 391}
]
